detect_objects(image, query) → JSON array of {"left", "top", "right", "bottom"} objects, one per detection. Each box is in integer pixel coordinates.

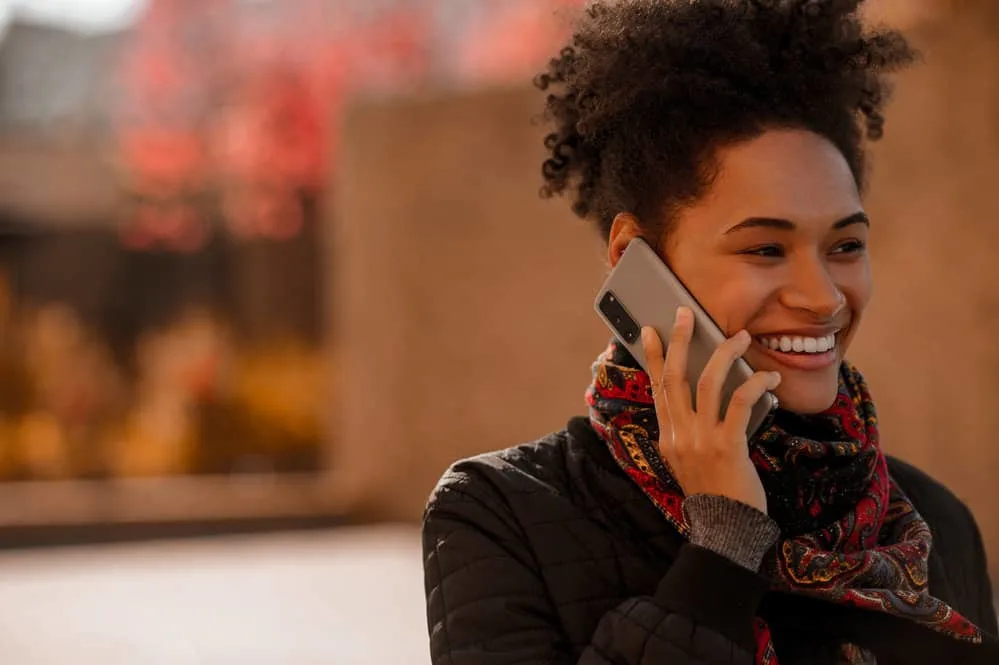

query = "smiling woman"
[{"left": 422, "top": 2, "right": 999, "bottom": 665}]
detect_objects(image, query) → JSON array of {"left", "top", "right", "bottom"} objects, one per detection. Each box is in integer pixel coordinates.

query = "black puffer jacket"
[{"left": 423, "top": 417, "right": 999, "bottom": 665}]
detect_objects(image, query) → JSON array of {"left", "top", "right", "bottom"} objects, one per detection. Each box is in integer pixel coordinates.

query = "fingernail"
[
  {"left": 769, "top": 372, "right": 782, "bottom": 387},
  {"left": 737, "top": 329, "right": 751, "bottom": 343},
  {"left": 675, "top": 306, "right": 691, "bottom": 324},
  {"left": 641, "top": 327, "right": 653, "bottom": 345}
]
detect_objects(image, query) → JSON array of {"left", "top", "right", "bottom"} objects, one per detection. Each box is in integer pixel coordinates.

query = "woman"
[{"left": 422, "top": 1, "right": 999, "bottom": 664}]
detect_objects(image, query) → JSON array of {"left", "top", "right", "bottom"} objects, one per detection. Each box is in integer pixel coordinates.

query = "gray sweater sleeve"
[{"left": 682, "top": 494, "right": 781, "bottom": 572}]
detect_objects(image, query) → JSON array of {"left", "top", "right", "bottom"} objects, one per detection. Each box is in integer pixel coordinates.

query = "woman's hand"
[{"left": 641, "top": 306, "right": 780, "bottom": 514}]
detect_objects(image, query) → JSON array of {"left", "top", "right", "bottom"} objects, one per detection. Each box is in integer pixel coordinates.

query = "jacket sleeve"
[
  {"left": 963, "top": 502, "right": 999, "bottom": 636},
  {"left": 422, "top": 475, "right": 769, "bottom": 665}
]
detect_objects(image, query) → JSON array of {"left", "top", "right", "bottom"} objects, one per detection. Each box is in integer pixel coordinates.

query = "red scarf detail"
[{"left": 586, "top": 341, "right": 982, "bottom": 664}]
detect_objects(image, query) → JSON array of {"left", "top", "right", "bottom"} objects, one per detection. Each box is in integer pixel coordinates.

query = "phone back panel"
[{"left": 594, "top": 238, "right": 776, "bottom": 437}]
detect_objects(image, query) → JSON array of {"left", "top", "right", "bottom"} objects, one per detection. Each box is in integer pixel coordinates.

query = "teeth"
[{"left": 758, "top": 332, "right": 837, "bottom": 355}]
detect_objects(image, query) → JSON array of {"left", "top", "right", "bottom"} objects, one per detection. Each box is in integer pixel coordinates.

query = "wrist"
[{"left": 682, "top": 494, "right": 780, "bottom": 572}]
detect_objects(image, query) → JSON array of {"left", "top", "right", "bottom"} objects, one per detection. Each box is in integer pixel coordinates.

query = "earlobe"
[{"left": 607, "top": 212, "right": 643, "bottom": 268}]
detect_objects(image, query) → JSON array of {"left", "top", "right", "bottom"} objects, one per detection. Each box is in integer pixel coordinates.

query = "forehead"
[{"left": 686, "top": 129, "right": 862, "bottom": 231}]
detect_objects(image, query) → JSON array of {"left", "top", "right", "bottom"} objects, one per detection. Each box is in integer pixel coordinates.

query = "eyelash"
[{"left": 741, "top": 240, "right": 866, "bottom": 258}]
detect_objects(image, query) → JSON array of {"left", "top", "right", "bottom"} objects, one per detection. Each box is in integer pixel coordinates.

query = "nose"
[{"left": 779, "top": 254, "right": 846, "bottom": 320}]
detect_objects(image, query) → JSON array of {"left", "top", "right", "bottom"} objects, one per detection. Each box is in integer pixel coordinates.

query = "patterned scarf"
[{"left": 585, "top": 340, "right": 982, "bottom": 664}]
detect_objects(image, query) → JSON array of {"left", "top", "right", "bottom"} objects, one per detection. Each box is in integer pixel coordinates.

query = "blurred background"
[{"left": 0, "top": 0, "right": 997, "bottom": 663}]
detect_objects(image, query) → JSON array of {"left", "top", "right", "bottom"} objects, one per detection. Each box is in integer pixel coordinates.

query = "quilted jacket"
[{"left": 423, "top": 416, "right": 999, "bottom": 665}]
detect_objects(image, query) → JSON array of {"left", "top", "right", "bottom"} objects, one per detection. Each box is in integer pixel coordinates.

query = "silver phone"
[{"left": 594, "top": 237, "right": 777, "bottom": 438}]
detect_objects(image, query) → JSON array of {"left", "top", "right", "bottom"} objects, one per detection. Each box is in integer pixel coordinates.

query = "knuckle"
[
  {"left": 729, "top": 390, "right": 755, "bottom": 409},
  {"left": 663, "top": 367, "right": 686, "bottom": 386},
  {"left": 699, "top": 424, "right": 722, "bottom": 445},
  {"left": 720, "top": 344, "right": 743, "bottom": 364},
  {"left": 719, "top": 334, "right": 741, "bottom": 351},
  {"left": 723, "top": 332, "right": 749, "bottom": 354},
  {"left": 707, "top": 432, "right": 737, "bottom": 455},
  {"left": 696, "top": 371, "right": 715, "bottom": 394},
  {"left": 646, "top": 368, "right": 662, "bottom": 387},
  {"left": 735, "top": 375, "right": 767, "bottom": 400},
  {"left": 719, "top": 335, "right": 738, "bottom": 352}
]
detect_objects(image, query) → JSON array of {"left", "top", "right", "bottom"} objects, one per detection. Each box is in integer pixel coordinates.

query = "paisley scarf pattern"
[{"left": 585, "top": 340, "right": 982, "bottom": 664}]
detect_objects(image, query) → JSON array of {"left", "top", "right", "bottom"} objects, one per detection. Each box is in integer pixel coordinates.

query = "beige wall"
[
  {"left": 329, "top": 6, "right": 999, "bottom": 578},
  {"left": 849, "top": 5, "right": 999, "bottom": 561},
  {"left": 327, "top": 87, "right": 608, "bottom": 520}
]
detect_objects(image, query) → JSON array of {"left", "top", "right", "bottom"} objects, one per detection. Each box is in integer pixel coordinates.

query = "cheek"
[
  {"left": 837, "top": 263, "right": 873, "bottom": 354},
  {"left": 680, "top": 261, "right": 779, "bottom": 337},
  {"left": 670, "top": 250, "right": 778, "bottom": 336},
  {"left": 695, "top": 282, "right": 773, "bottom": 336},
  {"left": 840, "top": 261, "right": 874, "bottom": 317}
]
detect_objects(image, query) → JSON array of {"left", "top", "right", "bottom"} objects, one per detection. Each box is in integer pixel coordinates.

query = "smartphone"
[{"left": 594, "top": 237, "right": 777, "bottom": 438}]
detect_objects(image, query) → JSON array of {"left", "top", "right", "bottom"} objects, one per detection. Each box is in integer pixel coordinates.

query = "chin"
[{"left": 772, "top": 374, "right": 840, "bottom": 414}]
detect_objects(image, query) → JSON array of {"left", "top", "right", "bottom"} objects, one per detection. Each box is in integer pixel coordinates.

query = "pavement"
[{"left": 0, "top": 525, "right": 430, "bottom": 665}]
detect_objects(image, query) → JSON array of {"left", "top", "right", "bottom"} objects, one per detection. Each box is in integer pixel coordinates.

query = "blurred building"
[{"left": 0, "top": 0, "right": 584, "bottom": 534}]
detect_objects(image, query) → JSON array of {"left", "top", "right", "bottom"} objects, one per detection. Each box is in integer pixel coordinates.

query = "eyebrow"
[{"left": 724, "top": 211, "right": 870, "bottom": 235}]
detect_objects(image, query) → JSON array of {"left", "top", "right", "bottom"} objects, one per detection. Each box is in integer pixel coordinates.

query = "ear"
[{"left": 607, "top": 212, "right": 643, "bottom": 268}]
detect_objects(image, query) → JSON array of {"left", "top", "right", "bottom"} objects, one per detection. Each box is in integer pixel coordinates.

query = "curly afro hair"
[{"left": 535, "top": 0, "right": 918, "bottom": 242}]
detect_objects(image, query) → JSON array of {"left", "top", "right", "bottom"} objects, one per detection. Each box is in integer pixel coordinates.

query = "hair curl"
[{"left": 535, "top": 0, "right": 918, "bottom": 241}]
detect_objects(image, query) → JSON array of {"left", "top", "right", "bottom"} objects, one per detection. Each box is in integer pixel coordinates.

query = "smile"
[
  {"left": 752, "top": 330, "right": 842, "bottom": 371},
  {"left": 756, "top": 332, "right": 836, "bottom": 354}
]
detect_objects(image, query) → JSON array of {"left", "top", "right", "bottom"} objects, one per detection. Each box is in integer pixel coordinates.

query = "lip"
[
  {"left": 754, "top": 327, "right": 842, "bottom": 338},
  {"left": 751, "top": 338, "right": 840, "bottom": 371}
]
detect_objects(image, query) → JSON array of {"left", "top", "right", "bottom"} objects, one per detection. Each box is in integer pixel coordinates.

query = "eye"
[
  {"left": 740, "top": 244, "right": 784, "bottom": 258},
  {"left": 831, "top": 239, "right": 866, "bottom": 255}
]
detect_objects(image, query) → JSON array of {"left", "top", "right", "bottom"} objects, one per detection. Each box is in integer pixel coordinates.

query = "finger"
[
  {"left": 722, "top": 370, "right": 781, "bottom": 440},
  {"left": 641, "top": 327, "right": 671, "bottom": 426},
  {"left": 642, "top": 327, "right": 675, "bottom": 464},
  {"left": 695, "top": 328, "right": 752, "bottom": 427},
  {"left": 662, "top": 307, "right": 694, "bottom": 426}
]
